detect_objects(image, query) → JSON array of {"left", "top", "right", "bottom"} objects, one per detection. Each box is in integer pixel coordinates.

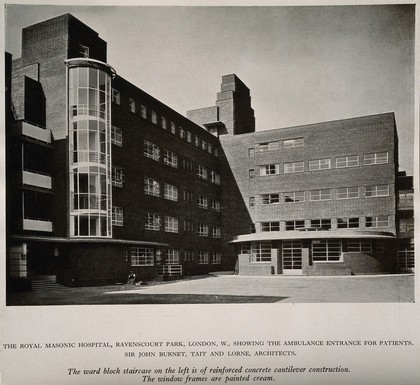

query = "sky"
[{"left": 4, "top": 4, "right": 415, "bottom": 173}]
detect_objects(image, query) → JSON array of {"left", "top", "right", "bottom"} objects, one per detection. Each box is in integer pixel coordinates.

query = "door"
[{"left": 282, "top": 240, "right": 303, "bottom": 275}]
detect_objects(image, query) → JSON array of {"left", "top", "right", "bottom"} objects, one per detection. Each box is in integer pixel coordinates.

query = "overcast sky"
[{"left": 5, "top": 4, "right": 415, "bottom": 173}]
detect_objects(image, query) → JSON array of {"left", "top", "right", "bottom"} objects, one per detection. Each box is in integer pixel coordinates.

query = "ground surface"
[{"left": 7, "top": 274, "right": 415, "bottom": 305}]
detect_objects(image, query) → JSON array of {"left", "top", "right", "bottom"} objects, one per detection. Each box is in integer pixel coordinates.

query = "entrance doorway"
[{"left": 282, "top": 241, "right": 302, "bottom": 275}]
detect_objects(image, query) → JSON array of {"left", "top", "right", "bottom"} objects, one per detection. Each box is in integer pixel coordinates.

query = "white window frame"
[
  {"left": 284, "top": 161, "right": 304, "bottom": 174},
  {"left": 145, "top": 213, "right": 161, "bottom": 231},
  {"left": 365, "top": 185, "right": 390, "bottom": 197},
  {"left": 312, "top": 240, "right": 342, "bottom": 262},
  {"left": 163, "top": 149, "right": 178, "bottom": 168},
  {"left": 171, "top": 122, "right": 176, "bottom": 134},
  {"left": 260, "top": 164, "right": 280, "bottom": 176},
  {"left": 283, "top": 137, "right": 304, "bottom": 148},
  {"left": 284, "top": 191, "right": 305, "bottom": 203},
  {"left": 198, "top": 251, "right": 209, "bottom": 264},
  {"left": 197, "top": 194, "right": 208, "bottom": 209},
  {"left": 336, "top": 187, "right": 360, "bottom": 199},
  {"left": 212, "top": 252, "right": 222, "bottom": 264},
  {"left": 285, "top": 220, "right": 305, "bottom": 231},
  {"left": 161, "top": 116, "right": 167, "bottom": 130},
  {"left": 197, "top": 223, "right": 209, "bottom": 237},
  {"left": 111, "top": 88, "right": 120, "bottom": 105},
  {"left": 347, "top": 240, "right": 372, "bottom": 253},
  {"left": 309, "top": 158, "right": 331, "bottom": 171},
  {"left": 131, "top": 247, "right": 154, "bottom": 266},
  {"left": 112, "top": 206, "right": 123, "bottom": 226},
  {"left": 366, "top": 215, "right": 389, "bottom": 228},
  {"left": 211, "top": 225, "right": 221, "bottom": 238},
  {"left": 151, "top": 111, "right": 157, "bottom": 124},
  {"left": 310, "top": 189, "right": 332, "bottom": 201},
  {"left": 128, "top": 98, "right": 136, "bottom": 113},
  {"left": 164, "top": 216, "right": 179, "bottom": 233},
  {"left": 336, "top": 155, "right": 359, "bottom": 168},
  {"left": 260, "top": 193, "right": 280, "bottom": 205},
  {"left": 111, "top": 125, "right": 122, "bottom": 147},
  {"left": 144, "top": 177, "right": 160, "bottom": 197},
  {"left": 261, "top": 221, "right": 280, "bottom": 232},
  {"left": 166, "top": 249, "right": 180, "bottom": 264},
  {"left": 250, "top": 242, "right": 272, "bottom": 263},
  {"left": 164, "top": 183, "right": 178, "bottom": 201},
  {"left": 79, "top": 44, "right": 89, "bottom": 58},
  {"left": 364, "top": 152, "right": 388, "bottom": 165},
  {"left": 140, "top": 105, "right": 147, "bottom": 119},
  {"left": 197, "top": 164, "right": 208, "bottom": 180},
  {"left": 144, "top": 140, "right": 160, "bottom": 161},
  {"left": 210, "top": 171, "right": 221, "bottom": 185},
  {"left": 111, "top": 166, "right": 124, "bottom": 188},
  {"left": 210, "top": 199, "right": 221, "bottom": 212}
]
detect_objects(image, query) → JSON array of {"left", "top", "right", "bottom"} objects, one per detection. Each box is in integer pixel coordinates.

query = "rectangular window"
[
  {"left": 145, "top": 213, "right": 160, "bottom": 231},
  {"left": 163, "top": 149, "right": 178, "bottom": 168},
  {"left": 284, "top": 191, "right": 305, "bottom": 203},
  {"left": 366, "top": 216, "right": 389, "bottom": 228},
  {"left": 211, "top": 225, "right": 221, "bottom": 238},
  {"left": 208, "top": 143, "right": 212, "bottom": 154},
  {"left": 364, "top": 152, "right": 388, "bottom": 165},
  {"left": 144, "top": 177, "right": 160, "bottom": 197},
  {"left": 112, "top": 206, "right": 123, "bottom": 226},
  {"left": 249, "top": 148, "right": 255, "bottom": 157},
  {"left": 210, "top": 171, "right": 221, "bottom": 185},
  {"left": 128, "top": 98, "right": 136, "bottom": 113},
  {"left": 283, "top": 137, "right": 304, "bottom": 148},
  {"left": 285, "top": 220, "right": 305, "bottom": 231},
  {"left": 164, "top": 183, "right": 178, "bottom": 201},
  {"left": 284, "top": 161, "right": 304, "bottom": 173},
  {"left": 250, "top": 241, "right": 272, "bottom": 262},
  {"left": 79, "top": 44, "right": 89, "bottom": 58},
  {"left": 198, "top": 251, "right": 209, "bottom": 264},
  {"left": 310, "top": 189, "right": 332, "bottom": 201},
  {"left": 144, "top": 140, "right": 160, "bottom": 161},
  {"left": 336, "top": 187, "right": 359, "bottom": 199},
  {"left": 249, "top": 197, "right": 255, "bottom": 208},
  {"left": 111, "top": 88, "right": 120, "bottom": 105},
  {"left": 249, "top": 169, "right": 255, "bottom": 180},
  {"left": 151, "top": 111, "right": 157, "bottom": 124},
  {"left": 183, "top": 190, "right": 193, "bottom": 202},
  {"left": 198, "top": 223, "right": 209, "bottom": 237},
  {"left": 337, "top": 217, "right": 360, "bottom": 229},
  {"left": 214, "top": 148, "right": 219, "bottom": 157},
  {"left": 201, "top": 140, "right": 207, "bottom": 151},
  {"left": 197, "top": 194, "right": 208, "bottom": 209},
  {"left": 260, "top": 193, "right": 280, "bottom": 205},
  {"left": 210, "top": 199, "right": 221, "bottom": 212},
  {"left": 309, "top": 158, "right": 331, "bottom": 171},
  {"left": 258, "top": 141, "right": 279, "bottom": 152},
  {"left": 166, "top": 249, "right": 180, "bottom": 264},
  {"left": 140, "top": 105, "right": 147, "bottom": 119},
  {"left": 184, "top": 250, "right": 194, "bottom": 262},
  {"left": 171, "top": 122, "right": 176, "bottom": 134},
  {"left": 310, "top": 219, "right": 332, "bottom": 229},
  {"left": 179, "top": 128, "right": 185, "bottom": 139},
  {"left": 336, "top": 155, "right": 359, "bottom": 168},
  {"left": 165, "top": 216, "right": 179, "bottom": 233},
  {"left": 161, "top": 116, "right": 167, "bottom": 129},
  {"left": 212, "top": 252, "right": 222, "bottom": 264},
  {"left": 347, "top": 240, "right": 372, "bottom": 253},
  {"left": 111, "top": 167, "right": 124, "bottom": 187},
  {"left": 183, "top": 219, "right": 194, "bottom": 232},
  {"left": 131, "top": 247, "right": 154, "bottom": 266},
  {"left": 260, "top": 164, "right": 280, "bottom": 176},
  {"left": 183, "top": 158, "right": 194, "bottom": 172},
  {"left": 195, "top": 135, "right": 200, "bottom": 147},
  {"left": 111, "top": 125, "right": 122, "bottom": 147},
  {"left": 261, "top": 222, "right": 280, "bottom": 232},
  {"left": 365, "top": 185, "right": 389, "bottom": 197},
  {"left": 187, "top": 131, "right": 192, "bottom": 143},
  {"left": 197, "top": 164, "right": 208, "bottom": 180},
  {"left": 312, "top": 240, "right": 342, "bottom": 262}
]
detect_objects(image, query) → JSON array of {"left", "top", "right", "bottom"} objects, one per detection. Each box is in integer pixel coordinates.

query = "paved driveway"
[{"left": 8, "top": 274, "right": 414, "bottom": 305}]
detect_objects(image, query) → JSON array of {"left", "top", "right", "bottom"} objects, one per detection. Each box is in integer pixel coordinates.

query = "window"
[
  {"left": 197, "top": 164, "right": 208, "bottom": 180},
  {"left": 214, "top": 148, "right": 219, "bottom": 157},
  {"left": 366, "top": 216, "right": 389, "bottom": 228},
  {"left": 145, "top": 213, "right": 161, "bottom": 231},
  {"left": 184, "top": 219, "right": 194, "bottom": 232},
  {"left": 183, "top": 158, "right": 194, "bottom": 172},
  {"left": 211, "top": 225, "right": 221, "bottom": 238},
  {"left": 212, "top": 252, "right": 222, "bottom": 264},
  {"left": 336, "top": 187, "right": 359, "bottom": 199},
  {"left": 201, "top": 140, "right": 207, "bottom": 151},
  {"left": 260, "top": 164, "right": 280, "bottom": 176},
  {"left": 364, "top": 152, "right": 388, "bottom": 165},
  {"left": 183, "top": 190, "right": 193, "bottom": 202},
  {"left": 151, "top": 111, "right": 157, "bottom": 124},
  {"left": 131, "top": 247, "right": 154, "bottom": 266},
  {"left": 284, "top": 191, "right": 305, "bottom": 203},
  {"left": 210, "top": 171, "right": 221, "bottom": 185},
  {"left": 210, "top": 199, "right": 221, "bottom": 212},
  {"left": 208, "top": 143, "right": 212, "bottom": 154},
  {"left": 285, "top": 220, "right": 305, "bottom": 231},
  {"left": 165, "top": 216, "right": 179, "bottom": 233},
  {"left": 166, "top": 249, "right": 180, "bottom": 264},
  {"left": 79, "top": 44, "right": 89, "bottom": 58},
  {"left": 284, "top": 161, "right": 304, "bottom": 173},
  {"left": 258, "top": 141, "right": 280, "bottom": 152},
  {"left": 310, "top": 219, "right": 331, "bottom": 229},
  {"left": 144, "top": 140, "right": 160, "bottom": 161},
  {"left": 111, "top": 125, "right": 122, "bottom": 146},
  {"left": 198, "top": 223, "right": 209, "bottom": 237},
  {"left": 163, "top": 149, "right": 178, "bottom": 168},
  {"left": 283, "top": 137, "right": 304, "bottom": 148},
  {"left": 312, "top": 240, "right": 342, "bottom": 262},
  {"left": 337, "top": 218, "right": 360, "bottom": 229},
  {"left": 260, "top": 193, "right": 280, "bottom": 205},
  {"left": 161, "top": 116, "right": 167, "bottom": 130},
  {"left": 179, "top": 128, "right": 185, "bottom": 139},
  {"left": 111, "top": 88, "right": 120, "bottom": 105},
  {"left": 184, "top": 250, "right": 194, "bottom": 262},
  {"left": 164, "top": 183, "right": 178, "bottom": 201},
  {"left": 240, "top": 243, "right": 250, "bottom": 254},
  {"left": 111, "top": 167, "right": 124, "bottom": 187},
  {"left": 309, "top": 158, "right": 331, "bottom": 171},
  {"left": 249, "top": 197, "right": 255, "bottom": 208},
  {"left": 140, "top": 105, "right": 147, "bottom": 119},
  {"left": 197, "top": 194, "right": 208, "bottom": 209},
  {"left": 144, "top": 177, "right": 160, "bottom": 197},
  {"left": 282, "top": 241, "right": 303, "bottom": 270},
  {"left": 249, "top": 148, "right": 255, "bottom": 157},
  {"left": 336, "top": 155, "right": 359, "bottom": 168},
  {"left": 198, "top": 251, "right": 209, "bottom": 264},
  {"left": 187, "top": 131, "right": 192, "bottom": 143},
  {"left": 129, "top": 98, "right": 136, "bottom": 113},
  {"left": 112, "top": 206, "right": 123, "bottom": 226},
  {"left": 249, "top": 169, "right": 255, "bottom": 180},
  {"left": 171, "top": 122, "right": 176, "bottom": 134},
  {"left": 365, "top": 185, "right": 389, "bottom": 197},
  {"left": 195, "top": 135, "right": 200, "bottom": 147},
  {"left": 347, "top": 240, "right": 372, "bottom": 253},
  {"left": 310, "top": 189, "right": 332, "bottom": 201},
  {"left": 261, "top": 222, "right": 280, "bottom": 232},
  {"left": 250, "top": 242, "right": 272, "bottom": 262}
]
